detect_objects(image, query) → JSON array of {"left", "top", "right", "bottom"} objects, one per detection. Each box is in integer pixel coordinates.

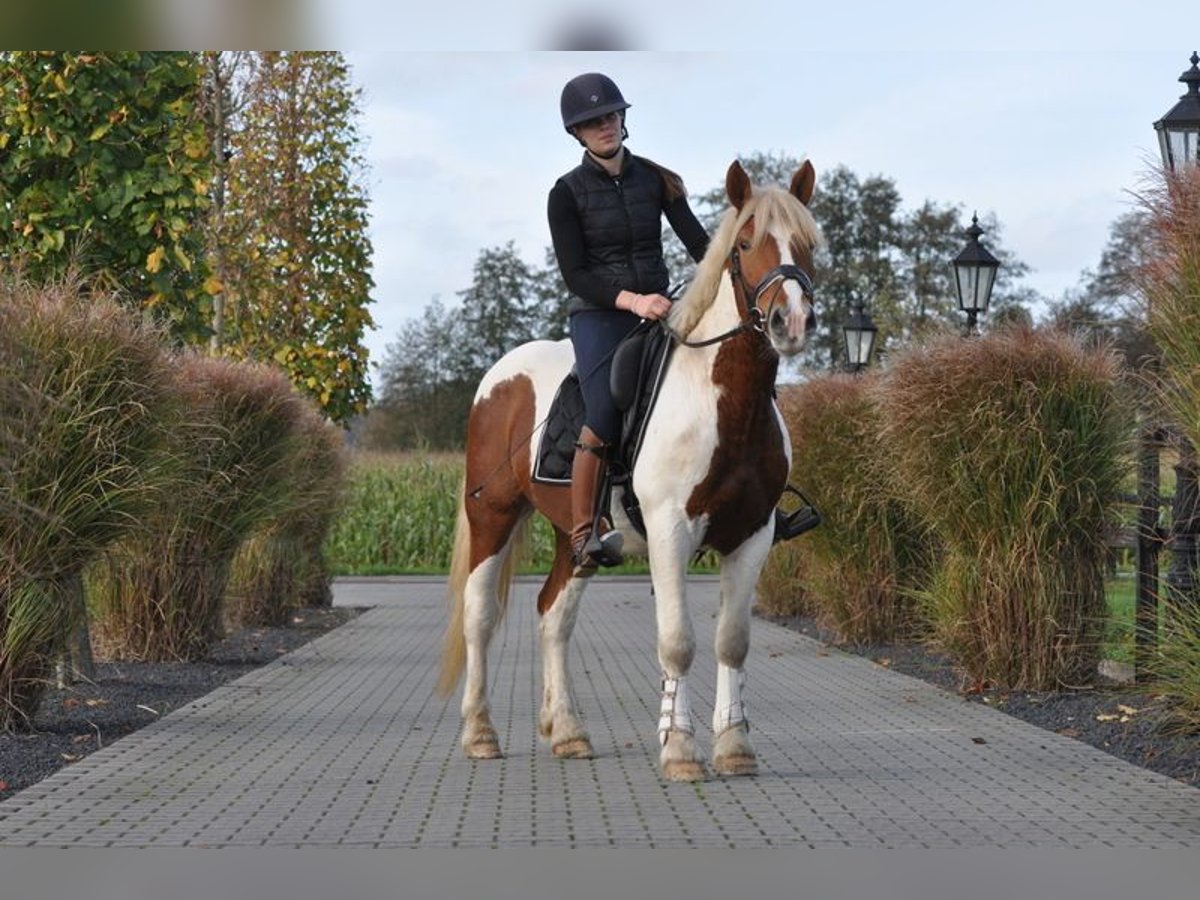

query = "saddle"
[
  {"left": 532, "top": 322, "right": 820, "bottom": 543},
  {"left": 532, "top": 321, "right": 671, "bottom": 537}
]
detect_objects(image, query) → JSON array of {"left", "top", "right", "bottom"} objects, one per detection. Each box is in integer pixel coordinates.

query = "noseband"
[{"left": 730, "top": 245, "right": 815, "bottom": 325}]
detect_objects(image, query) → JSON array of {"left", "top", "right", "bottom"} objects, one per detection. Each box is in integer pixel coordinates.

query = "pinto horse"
[{"left": 437, "top": 159, "right": 822, "bottom": 782}]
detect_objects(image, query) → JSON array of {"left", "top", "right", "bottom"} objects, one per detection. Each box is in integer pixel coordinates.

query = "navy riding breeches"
[{"left": 568, "top": 308, "right": 642, "bottom": 446}]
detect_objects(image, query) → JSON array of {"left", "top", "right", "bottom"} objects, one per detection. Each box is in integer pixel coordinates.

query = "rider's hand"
[{"left": 620, "top": 291, "right": 671, "bottom": 321}]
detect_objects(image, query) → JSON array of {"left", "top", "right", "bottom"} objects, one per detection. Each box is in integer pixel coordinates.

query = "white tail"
[{"left": 435, "top": 485, "right": 530, "bottom": 696}]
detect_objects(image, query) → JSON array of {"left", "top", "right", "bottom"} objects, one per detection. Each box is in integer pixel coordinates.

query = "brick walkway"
[{"left": 1, "top": 576, "right": 1197, "bottom": 848}]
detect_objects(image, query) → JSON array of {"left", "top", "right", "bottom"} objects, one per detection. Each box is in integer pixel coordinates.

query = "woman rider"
[{"left": 548, "top": 72, "right": 710, "bottom": 571}]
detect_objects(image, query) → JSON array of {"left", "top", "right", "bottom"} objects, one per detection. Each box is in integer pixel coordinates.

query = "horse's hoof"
[
  {"left": 713, "top": 753, "right": 758, "bottom": 776},
  {"left": 662, "top": 759, "right": 707, "bottom": 782},
  {"left": 552, "top": 737, "right": 594, "bottom": 759},
  {"left": 465, "top": 733, "right": 503, "bottom": 759}
]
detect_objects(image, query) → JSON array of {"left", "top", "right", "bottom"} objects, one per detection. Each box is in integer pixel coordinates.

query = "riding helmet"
[{"left": 560, "top": 72, "right": 631, "bottom": 132}]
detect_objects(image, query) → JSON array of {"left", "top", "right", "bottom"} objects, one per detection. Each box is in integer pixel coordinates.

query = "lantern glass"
[
  {"left": 954, "top": 261, "right": 998, "bottom": 314},
  {"left": 1158, "top": 125, "right": 1200, "bottom": 171},
  {"left": 844, "top": 322, "right": 876, "bottom": 367}
]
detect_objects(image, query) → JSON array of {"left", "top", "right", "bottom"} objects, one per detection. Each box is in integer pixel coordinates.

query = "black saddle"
[{"left": 532, "top": 322, "right": 673, "bottom": 537}]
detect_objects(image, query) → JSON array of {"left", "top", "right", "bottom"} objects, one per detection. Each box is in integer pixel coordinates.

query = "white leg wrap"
[
  {"left": 658, "top": 675, "right": 694, "bottom": 745},
  {"left": 713, "top": 665, "right": 748, "bottom": 736}
]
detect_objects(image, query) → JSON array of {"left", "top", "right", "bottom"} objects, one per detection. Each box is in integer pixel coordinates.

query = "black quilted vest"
[{"left": 559, "top": 153, "right": 669, "bottom": 314}]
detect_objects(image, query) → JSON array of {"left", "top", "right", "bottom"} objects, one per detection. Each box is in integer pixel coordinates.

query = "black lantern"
[
  {"left": 842, "top": 299, "right": 877, "bottom": 372},
  {"left": 952, "top": 214, "right": 1000, "bottom": 336},
  {"left": 1154, "top": 51, "right": 1200, "bottom": 172}
]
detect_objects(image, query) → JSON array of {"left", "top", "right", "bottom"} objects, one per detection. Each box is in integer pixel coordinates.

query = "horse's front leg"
[
  {"left": 646, "top": 515, "right": 706, "bottom": 782},
  {"left": 711, "top": 526, "right": 772, "bottom": 776}
]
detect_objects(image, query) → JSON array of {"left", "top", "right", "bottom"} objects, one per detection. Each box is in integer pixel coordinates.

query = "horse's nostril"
[
  {"left": 805, "top": 309, "right": 817, "bottom": 332},
  {"left": 770, "top": 309, "right": 787, "bottom": 331}
]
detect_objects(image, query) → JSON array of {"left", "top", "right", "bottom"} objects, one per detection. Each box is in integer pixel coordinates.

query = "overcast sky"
[{"left": 337, "top": 12, "right": 1196, "bottom": 386}]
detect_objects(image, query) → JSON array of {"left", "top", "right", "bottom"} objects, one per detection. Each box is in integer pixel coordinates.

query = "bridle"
[{"left": 669, "top": 244, "right": 815, "bottom": 349}]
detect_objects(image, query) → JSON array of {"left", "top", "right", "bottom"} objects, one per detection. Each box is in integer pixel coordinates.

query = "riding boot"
[{"left": 570, "top": 427, "right": 624, "bottom": 571}]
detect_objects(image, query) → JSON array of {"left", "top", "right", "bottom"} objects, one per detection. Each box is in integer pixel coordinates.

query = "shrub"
[
  {"left": 0, "top": 278, "right": 174, "bottom": 727},
  {"left": 874, "top": 328, "right": 1131, "bottom": 689},
  {"left": 760, "top": 375, "right": 932, "bottom": 643},
  {"left": 90, "top": 355, "right": 309, "bottom": 661}
]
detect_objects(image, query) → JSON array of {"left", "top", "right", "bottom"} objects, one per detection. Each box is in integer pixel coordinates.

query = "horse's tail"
[{"left": 436, "top": 483, "right": 530, "bottom": 696}]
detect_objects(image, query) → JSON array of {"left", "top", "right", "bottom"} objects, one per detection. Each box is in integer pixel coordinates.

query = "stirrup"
[
  {"left": 773, "top": 486, "right": 821, "bottom": 543},
  {"left": 582, "top": 527, "right": 624, "bottom": 568}
]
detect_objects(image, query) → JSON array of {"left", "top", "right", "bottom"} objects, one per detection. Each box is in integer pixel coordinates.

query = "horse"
[{"left": 437, "top": 159, "right": 822, "bottom": 782}]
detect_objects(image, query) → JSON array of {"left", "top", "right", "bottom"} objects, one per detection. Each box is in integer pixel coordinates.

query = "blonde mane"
[{"left": 668, "top": 180, "right": 823, "bottom": 339}]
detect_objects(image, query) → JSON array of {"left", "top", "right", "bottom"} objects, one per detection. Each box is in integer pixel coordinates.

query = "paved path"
[{"left": 0, "top": 576, "right": 1197, "bottom": 848}]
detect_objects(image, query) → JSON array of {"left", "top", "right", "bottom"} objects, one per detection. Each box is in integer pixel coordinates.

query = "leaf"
[
  {"left": 1095, "top": 713, "right": 1120, "bottom": 722},
  {"left": 89, "top": 122, "right": 112, "bottom": 141},
  {"left": 203, "top": 275, "right": 224, "bottom": 295},
  {"left": 60, "top": 753, "right": 83, "bottom": 762},
  {"left": 84, "top": 698, "right": 109, "bottom": 708},
  {"left": 146, "top": 245, "right": 166, "bottom": 273},
  {"left": 1116, "top": 704, "right": 1139, "bottom": 716}
]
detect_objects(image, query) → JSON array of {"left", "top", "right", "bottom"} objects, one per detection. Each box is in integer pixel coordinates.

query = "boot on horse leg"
[{"left": 569, "top": 426, "right": 623, "bottom": 573}]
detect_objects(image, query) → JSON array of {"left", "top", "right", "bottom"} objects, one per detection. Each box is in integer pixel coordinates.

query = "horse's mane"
[{"left": 668, "top": 179, "right": 823, "bottom": 339}]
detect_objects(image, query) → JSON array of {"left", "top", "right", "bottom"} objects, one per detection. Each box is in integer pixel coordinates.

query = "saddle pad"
[{"left": 532, "top": 371, "right": 584, "bottom": 485}]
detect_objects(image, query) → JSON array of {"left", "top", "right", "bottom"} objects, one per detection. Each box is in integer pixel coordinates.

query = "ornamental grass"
[
  {"left": 1135, "top": 163, "right": 1200, "bottom": 720},
  {"left": 227, "top": 407, "right": 349, "bottom": 627},
  {"left": 0, "top": 279, "right": 175, "bottom": 728},
  {"left": 874, "top": 328, "right": 1131, "bottom": 690},
  {"left": 760, "top": 375, "right": 932, "bottom": 644},
  {"left": 90, "top": 355, "right": 309, "bottom": 661}
]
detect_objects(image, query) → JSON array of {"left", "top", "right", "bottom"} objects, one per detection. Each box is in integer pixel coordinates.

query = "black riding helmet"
[{"left": 560, "top": 72, "right": 631, "bottom": 133}]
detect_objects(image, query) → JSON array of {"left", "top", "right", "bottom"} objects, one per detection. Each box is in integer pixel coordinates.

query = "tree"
[
  {"left": 455, "top": 241, "right": 542, "bottom": 377},
  {"left": 369, "top": 297, "right": 476, "bottom": 450},
  {"left": 1044, "top": 209, "right": 1154, "bottom": 366},
  {"left": 0, "top": 51, "right": 214, "bottom": 342},
  {"left": 218, "top": 51, "right": 374, "bottom": 425}
]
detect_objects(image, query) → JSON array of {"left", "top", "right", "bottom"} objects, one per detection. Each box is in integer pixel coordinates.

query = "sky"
[{"left": 331, "top": 9, "right": 1197, "bottom": 388}]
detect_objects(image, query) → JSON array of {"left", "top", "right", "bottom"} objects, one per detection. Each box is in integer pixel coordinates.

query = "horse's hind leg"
[
  {"left": 537, "top": 528, "right": 593, "bottom": 758},
  {"left": 710, "top": 531, "right": 770, "bottom": 776},
  {"left": 460, "top": 512, "right": 527, "bottom": 759}
]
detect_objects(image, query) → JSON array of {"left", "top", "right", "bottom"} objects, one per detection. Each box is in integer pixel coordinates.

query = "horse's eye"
[{"left": 738, "top": 239, "right": 752, "bottom": 251}]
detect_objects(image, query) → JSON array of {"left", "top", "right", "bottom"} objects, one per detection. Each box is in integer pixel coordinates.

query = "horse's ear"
[
  {"left": 726, "top": 160, "right": 752, "bottom": 211},
  {"left": 790, "top": 160, "right": 816, "bottom": 206}
]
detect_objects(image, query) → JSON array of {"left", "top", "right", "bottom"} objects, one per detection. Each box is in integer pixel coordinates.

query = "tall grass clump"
[
  {"left": 759, "top": 375, "right": 931, "bottom": 643},
  {"left": 875, "top": 328, "right": 1130, "bottom": 689},
  {"left": 0, "top": 279, "right": 175, "bottom": 727},
  {"left": 1139, "top": 164, "right": 1200, "bottom": 450},
  {"left": 90, "top": 355, "right": 309, "bottom": 661},
  {"left": 227, "top": 409, "right": 349, "bottom": 627},
  {"left": 1135, "top": 163, "right": 1200, "bottom": 717}
]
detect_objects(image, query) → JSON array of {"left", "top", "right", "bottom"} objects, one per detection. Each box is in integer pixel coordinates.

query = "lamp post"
[
  {"left": 1156, "top": 52, "right": 1200, "bottom": 608},
  {"left": 1153, "top": 51, "right": 1200, "bottom": 172},
  {"left": 952, "top": 214, "right": 1000, "bottom": 336},
  {"left": 842, "top": 299, "right": 878, "bottom": 373}
]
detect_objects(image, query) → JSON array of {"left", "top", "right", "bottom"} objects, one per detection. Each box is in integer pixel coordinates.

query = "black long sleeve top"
[{"left": 548, "top": 152, "right": 710, "bottom": 314}]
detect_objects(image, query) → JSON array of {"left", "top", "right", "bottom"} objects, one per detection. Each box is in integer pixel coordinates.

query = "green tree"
[
  {"left": 218, "top": 51, "right": 374, "bottom": 424},
  {"left": 0, "top": 51, "right": 214, "bottom": 342},
  {"left": 455, "top": 241, "right": 541, "bottom": 377},
  {"left": 1044, "top": 209, "right": 1154, "bottom": 365},
  {"left": 369, "top": 297, "right": 476, "bottom": 450}
]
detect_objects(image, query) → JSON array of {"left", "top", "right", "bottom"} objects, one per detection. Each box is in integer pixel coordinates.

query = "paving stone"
[{"left": 1, "top": 575, "right": 1198, "bottom": 847}]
